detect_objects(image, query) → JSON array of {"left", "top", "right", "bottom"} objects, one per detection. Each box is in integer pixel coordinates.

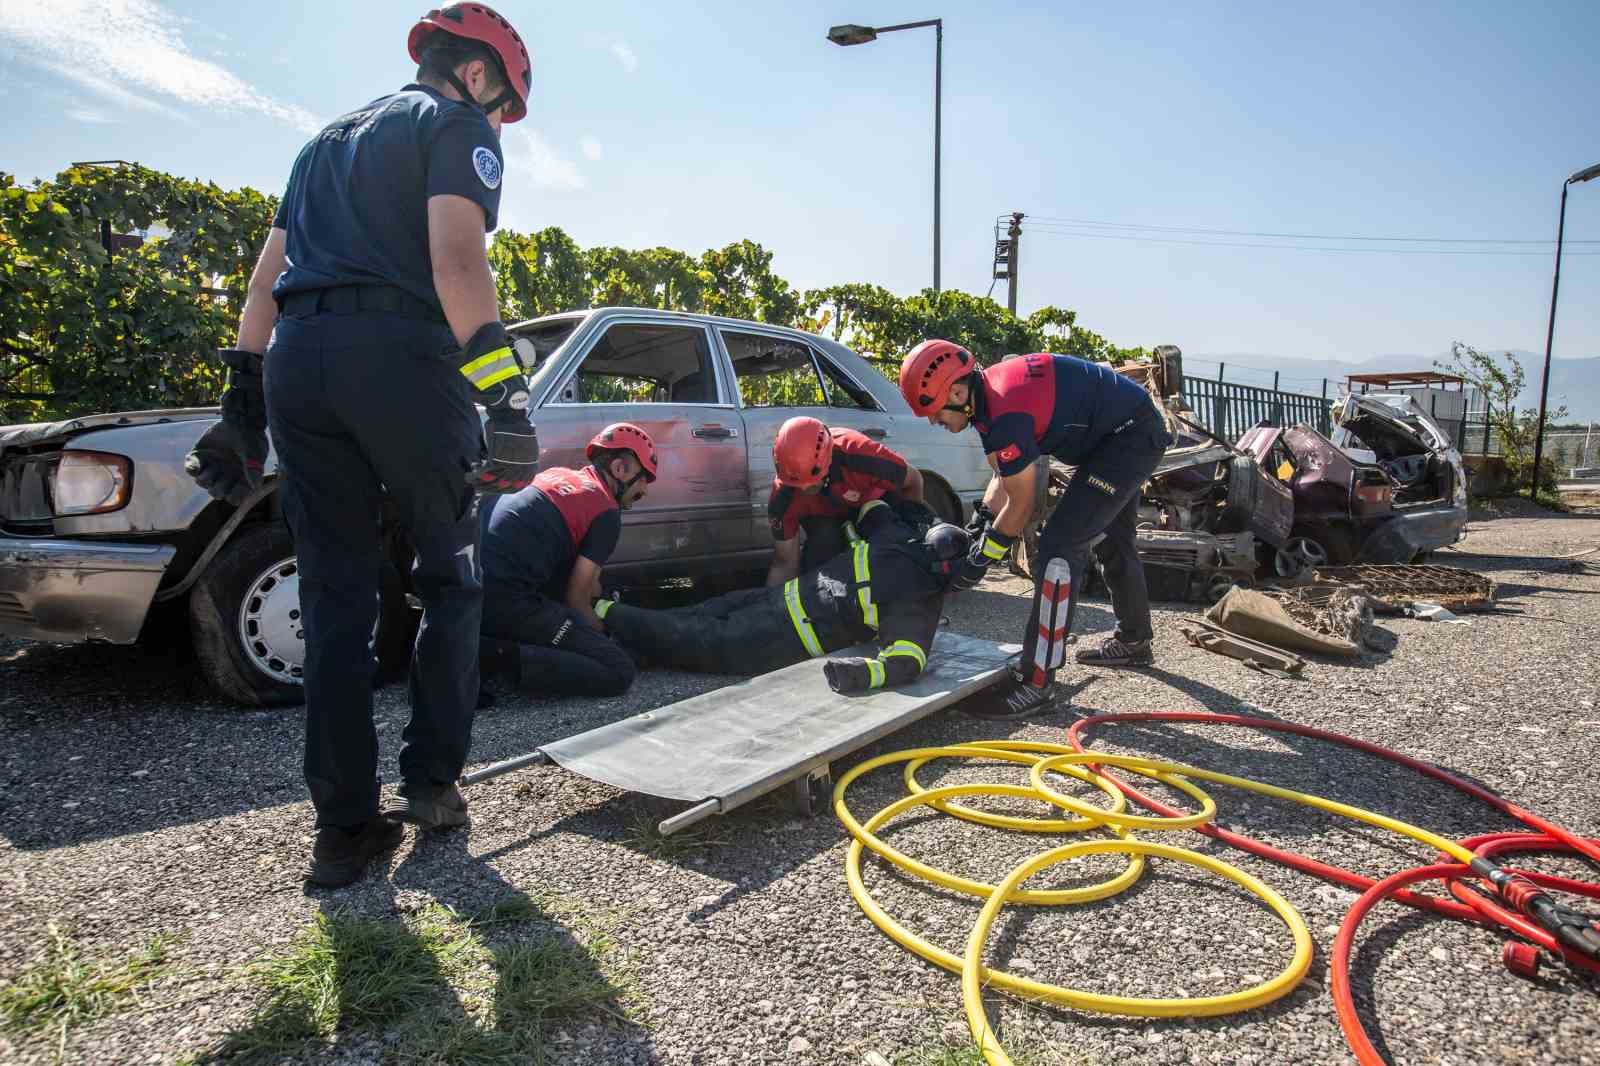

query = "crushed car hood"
[{"left": 0, "top": 408, "right": 219, "bottom": 450}]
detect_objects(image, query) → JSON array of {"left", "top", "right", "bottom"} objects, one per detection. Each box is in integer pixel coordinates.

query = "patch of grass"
[
  {"left": 621, "top": 808, "right": 730, "bottom": 860},
  {"left": 0, "top": 924, "right": 172, "bottom": 1043},
  {"left": 201, "top": 896, "right": 632, "bottom": 1066}
]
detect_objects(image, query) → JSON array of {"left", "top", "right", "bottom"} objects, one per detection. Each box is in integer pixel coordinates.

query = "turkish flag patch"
[{"left": 997, "top": 444, "right": 1022, "bottom": 463}]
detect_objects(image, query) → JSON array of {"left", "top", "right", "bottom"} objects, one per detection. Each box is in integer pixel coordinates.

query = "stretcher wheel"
[{"left": 783, "top": 765, "right": 832, "bottom": 818}]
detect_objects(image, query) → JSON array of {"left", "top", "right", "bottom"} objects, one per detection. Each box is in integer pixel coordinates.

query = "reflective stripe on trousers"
[{"left": 783, "top": 578, "right": 825, "bottom": 657}]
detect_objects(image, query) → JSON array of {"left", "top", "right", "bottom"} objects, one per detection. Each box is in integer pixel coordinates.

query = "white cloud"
[
  {"left": 0, "top": 0, "right": 320, "bottom": 132},
  {"left": 610, "top": 42, "right": 638, "bottom": 73},
  {"left": 66, "top": 107, "right": 114, "bottom": 124},
  {"left": 503, "top": 127, "right": 585, "bottom": 192},
  {"left": 580, "top": 135, "right": 603, "bottom": 162}
]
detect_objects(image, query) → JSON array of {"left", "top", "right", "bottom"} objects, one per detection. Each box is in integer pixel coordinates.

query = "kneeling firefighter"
[
  {"left": 899, "top": 341, "right": 1173, "bottom": 709},
  {"left": 601, "top": 503, "right": 969, "bottom": 693},
  {"left": 476, "top": 423, "right": 657, "bottom": 698}
]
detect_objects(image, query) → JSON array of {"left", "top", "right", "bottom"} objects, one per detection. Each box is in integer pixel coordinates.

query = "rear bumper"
[
  {"left": 0, "top": 537, "right": 176, "bottom": 644},
  {"left": 1357, "top": 506, "right": 1469, "bottom": 563}
]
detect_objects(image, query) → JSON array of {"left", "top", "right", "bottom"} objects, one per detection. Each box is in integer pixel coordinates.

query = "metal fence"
[{"left": 1179, "top": 376, "right": 1332, "bottom": 441}]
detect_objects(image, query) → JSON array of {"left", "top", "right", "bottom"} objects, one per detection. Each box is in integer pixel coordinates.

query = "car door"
[
  {"left": 714, "top": 327, "right": 869, "bottom": 543},
  {"left": 531, "top": 315, "right": 751, "bottom": 571}
]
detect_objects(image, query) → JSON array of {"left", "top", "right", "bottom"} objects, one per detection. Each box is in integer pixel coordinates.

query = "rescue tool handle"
[{"left": 693, "top": 426, "right": 736, "bottom": 439}]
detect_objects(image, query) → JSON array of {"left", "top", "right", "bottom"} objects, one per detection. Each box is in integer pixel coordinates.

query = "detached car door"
[{"left": 528, "top": 315, "right": 752, "bottom": 574}]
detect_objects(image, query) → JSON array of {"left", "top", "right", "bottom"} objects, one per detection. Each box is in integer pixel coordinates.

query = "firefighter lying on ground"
[
  {"left": 477, "top": 423, "right": 657, "bottom": 697},
  {"left": 599, "top": 501, "right": 970, "bottom": 694}
]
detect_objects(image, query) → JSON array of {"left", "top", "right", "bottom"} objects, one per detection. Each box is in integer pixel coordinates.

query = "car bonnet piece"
[{"left": 532, "top": 630, "right": 1018, "bottom": 831}]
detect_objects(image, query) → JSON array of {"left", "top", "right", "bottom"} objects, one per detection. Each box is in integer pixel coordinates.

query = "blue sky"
[{"left": 3, "top": 0, "right": 1598, "bottom": 367}]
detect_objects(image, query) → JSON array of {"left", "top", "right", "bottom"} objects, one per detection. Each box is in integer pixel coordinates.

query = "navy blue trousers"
[
  {"left": 265, "top": 308, "right": 483, "bottom": 829},
  {"left": 1035, "top": 415, "right": 1173, "bottom": 644}
]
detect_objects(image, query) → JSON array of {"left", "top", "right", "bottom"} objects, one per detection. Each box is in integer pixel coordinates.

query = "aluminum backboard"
[{"left": 540, "top": 631, "right": 1018, "bottom": 803}]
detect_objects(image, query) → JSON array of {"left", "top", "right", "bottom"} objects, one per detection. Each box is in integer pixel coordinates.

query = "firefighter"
[
  {"left": 477, "top": 424, "right": 657, "bottom": 698},
  {"left": 898, "top": 341, "right": 1173, "bottom": 707},
  {"left": 765, "top": 416, "right": 927, "bottom": 587},
  {"left": 184, "top": 4, "right": 539, "bottom": 887},
  {"left": 603, "top": 502, "right": 967, "bottom": 694}
]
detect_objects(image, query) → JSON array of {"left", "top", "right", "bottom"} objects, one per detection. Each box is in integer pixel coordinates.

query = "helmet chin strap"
[
  {"left": 443, "top": 69, "right": 514, "bottom": 117},
  {"left": 597, "top": 462, "right": 644, "bottom": 505}
]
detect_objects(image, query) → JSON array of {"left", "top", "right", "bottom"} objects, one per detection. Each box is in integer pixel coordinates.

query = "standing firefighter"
[
  {"left": 184, "top": 4, "right": 539, "bottom": 886},
  {"left": 898, "top": 342, "right": 1172, "bottom": 709},
  {"left": 766, "top": 416, "right": 926, "bottom": 586},
  {"left": 478, "top": 423, "right": 657, "bottom": 698},
  {"left": 605, "top": 503, "right": 967, "bottom": 694}
]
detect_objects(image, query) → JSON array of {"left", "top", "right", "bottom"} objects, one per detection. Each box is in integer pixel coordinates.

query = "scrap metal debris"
[
  {"left": 1313, "top": 564, "right": 1496, "bottom": 613},
  {"left": 1258, "top": 584, "right": 1376, "bottom": 648},
  {"left": 1204, "top": 587, "right": 1362, "bottom": 658}
]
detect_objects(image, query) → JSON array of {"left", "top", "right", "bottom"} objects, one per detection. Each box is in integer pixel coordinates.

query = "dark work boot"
[
  {"left": 307, "top": 817, "right": 404, "bottom": 888},
  {"left": 383, "top": 782, "right": 470, "bottom": 831},
  {"left": 1074, "top": 635, "right": 1154, "bottom": 667}
]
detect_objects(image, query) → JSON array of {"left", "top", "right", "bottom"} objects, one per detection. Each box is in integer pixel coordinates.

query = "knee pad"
[{"left": 1019, "top": 556, "right": 1074, "bottom": 688}]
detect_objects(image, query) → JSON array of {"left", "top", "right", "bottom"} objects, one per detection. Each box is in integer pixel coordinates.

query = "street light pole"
[
  {"left": 1530, "top": 161, "right": 1600, "bottom": 500},
  {"left": 828, "top": 18, "right": 944, "bottom": 292}
]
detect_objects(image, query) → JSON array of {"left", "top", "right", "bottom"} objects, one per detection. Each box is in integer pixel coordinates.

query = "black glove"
[
  {"left": 953, "top": 524, "right": 1015, "bottom": 591},
  {"left": 455, "top": 322, "right": 539, "bottom": 494},
  {"left": 824, "top": 657, "right": 875, "bottom": 694},
  {"left": 892, "top": 498, "right": 941, "bottom": 534},
  {"left": 184, "top": 348, "right": 267, "bottom": 507},
  {"left": 473, "top": 407, "right": 540, "bottom": 494},
  {"left": 966, "top": 502, "right": 994, "bottom": 538}
]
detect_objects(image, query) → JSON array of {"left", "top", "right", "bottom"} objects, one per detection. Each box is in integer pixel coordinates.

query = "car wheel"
[
  {"left": 923, "top": 477, "right": 961, "bottom": 526},
  {"left": 189, "top": 523, "right": 410, "bottom": 707},
  {"left": 1273, "top": 536, "right": 1329, "bottom": 579}
]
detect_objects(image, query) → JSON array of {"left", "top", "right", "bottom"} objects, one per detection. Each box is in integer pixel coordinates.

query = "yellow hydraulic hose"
[{"left": 835, "top": 741, "right": 1488, "bottom": 1066}]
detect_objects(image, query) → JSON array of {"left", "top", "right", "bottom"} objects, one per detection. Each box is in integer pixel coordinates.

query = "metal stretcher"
[{"left": 461, "top": 631, "right": 1019, "bottom": 834}]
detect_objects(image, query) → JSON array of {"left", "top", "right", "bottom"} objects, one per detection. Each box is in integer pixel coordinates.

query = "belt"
[{"left": 278, "top": 284, "right": 444, "bottom": 322}]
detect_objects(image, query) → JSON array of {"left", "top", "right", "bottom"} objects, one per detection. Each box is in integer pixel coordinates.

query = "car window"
[
  {"left": 723, "top": 331, "right": 826, "bottom": 408},
  {"left": 512, "top": 317, "right": 582, "bottom": 373},
  {"left": 815, "top": 352, "right": 880, "bottom": 411},
  {"left": 554, "top": 322, "right": 718, "bottom": 405}
]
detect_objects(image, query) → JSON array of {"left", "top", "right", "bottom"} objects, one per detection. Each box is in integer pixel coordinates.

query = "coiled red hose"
[{"left": 1067, "top": 712, "right": 1600, "bottom": 1065}]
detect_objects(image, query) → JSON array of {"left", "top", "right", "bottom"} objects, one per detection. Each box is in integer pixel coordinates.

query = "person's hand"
[
  {"left": 184, "top": 348, "right": 267, "bottom": 506},
  {"left": 473, "top": 407, "right": 539, "bottom": 494},
  {"left": 454, "top": 322, "right": 538, "bottom": 493}
]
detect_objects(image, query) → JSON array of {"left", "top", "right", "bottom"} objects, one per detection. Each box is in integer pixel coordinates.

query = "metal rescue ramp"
[{"left": 464, "top": 631, "right": 1018, "bottom": 834}]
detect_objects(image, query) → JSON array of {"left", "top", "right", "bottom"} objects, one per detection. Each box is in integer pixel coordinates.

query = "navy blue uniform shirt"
[
  {"left": 974, "top": 353, "right": 1158, "bottom": 475},
  {"left": 271, "top": 84, "right": 504, "bottom": 314},
  {"left": 480, "top": 467, "right": 623, "bottom": 601}
]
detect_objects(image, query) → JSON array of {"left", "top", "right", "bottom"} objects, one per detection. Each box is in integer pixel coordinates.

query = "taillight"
[{"left": 52, "top": 450, "right": 131, "bottom": 515}]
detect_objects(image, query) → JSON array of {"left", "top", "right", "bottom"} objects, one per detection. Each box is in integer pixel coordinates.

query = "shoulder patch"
[
  {"left": 997, "top": 444, "right": 1022, "bottom": 463},
  {"left": 472, "top": 146, "right": 502, "bottom": 190}
]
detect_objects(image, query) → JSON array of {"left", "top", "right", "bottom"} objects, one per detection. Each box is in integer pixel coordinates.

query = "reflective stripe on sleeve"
[
  {"left": 783, "top": 578, "right": 825, "bottom": 658},
  {"left": 981, "top": 534, "right": 1009, "bottom": 561},
  {"left": 866, "top": 658, "right": 886, "bottom": 689},
  {"left": 459, "top": 346, "right": 521, "bottom": 390}
]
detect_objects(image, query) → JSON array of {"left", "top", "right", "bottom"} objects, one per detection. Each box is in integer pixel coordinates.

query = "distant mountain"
[{"left": 1186, "top": 349, "right": 1600, "bottom": 423}]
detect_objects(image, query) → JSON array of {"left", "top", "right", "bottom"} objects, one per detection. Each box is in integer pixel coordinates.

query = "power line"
[
  {"left": 1004, "top": 213, "right": 1600, "bottom": 246},
  {"left": 1021, "top": 227, "right": 1600, "bottom": 256}
]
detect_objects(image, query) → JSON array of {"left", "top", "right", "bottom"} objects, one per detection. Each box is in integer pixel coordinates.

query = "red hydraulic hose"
[{"left": 1067, "top": 712, "right": 1600, "bottom": 1066}]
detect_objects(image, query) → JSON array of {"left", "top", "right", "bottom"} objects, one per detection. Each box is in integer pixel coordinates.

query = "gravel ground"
[{"left": 3, "top": 506, "right": 1598, "bottom": 1066}]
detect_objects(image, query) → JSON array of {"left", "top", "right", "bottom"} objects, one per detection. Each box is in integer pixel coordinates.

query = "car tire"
[
  {"left": 923, "top": 477, "right": 961, "bottom": 526},
  {"left": 189, "top": 522, "right": 411, "bottom": 708},
  {"left": 1218, "top": 457, "right": 1260, "bottom": 533}
]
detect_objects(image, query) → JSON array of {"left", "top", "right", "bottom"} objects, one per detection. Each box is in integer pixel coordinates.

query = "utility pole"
[
  {"left": 992, "top": 212, "right": 1024, "bottom": 313},
  {"left": 1006, "top": 212, "right": 1023, "bottom": 315}
]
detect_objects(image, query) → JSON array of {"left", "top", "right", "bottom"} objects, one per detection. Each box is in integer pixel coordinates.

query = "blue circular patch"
[{"left": 472, "top": 146, "right": 502, "bottom": 190}]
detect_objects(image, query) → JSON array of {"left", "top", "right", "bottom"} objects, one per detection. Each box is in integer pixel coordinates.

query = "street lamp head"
[
  {"left": 1568, "top": 161, "right": 1600, "bottom": 185},
  {"left": 828, "top": 23, "right": 878, "bottom": 46}
]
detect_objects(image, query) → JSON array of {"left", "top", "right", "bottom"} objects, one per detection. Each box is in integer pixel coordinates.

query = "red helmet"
[
  {"left": 586, "top": 423, "right": 658, "bottom": 481},
  {"left": 408, "top": 4, "right": 533, "bottom": 123},
  {"left": 899, "top": 339, "right": 975, "bottom": 417},
  {"left": 773, "top": 417, "right": 833, "bottom": 488}
]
